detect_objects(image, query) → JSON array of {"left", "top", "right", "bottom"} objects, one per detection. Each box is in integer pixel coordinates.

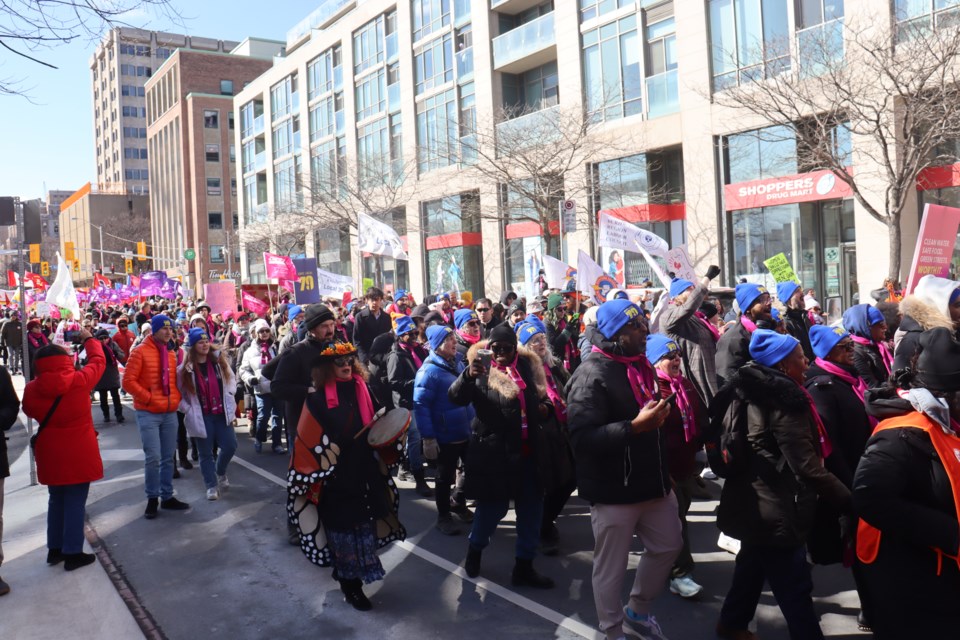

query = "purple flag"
[{"left": 139, "top": 271, "right": 168, "bottom": 296}]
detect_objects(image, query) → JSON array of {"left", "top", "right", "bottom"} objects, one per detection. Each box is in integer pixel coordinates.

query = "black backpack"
[{"left": 703, "top": 382, "right": 751, "bottom": 478}]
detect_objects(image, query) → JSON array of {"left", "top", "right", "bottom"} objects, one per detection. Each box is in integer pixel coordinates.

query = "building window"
[
  {"left": 413, "top": 0, "right": 452, "bottom": 42},
  {"left": 274, "top": 157, "right": 298, "bottom": 208},
  {"left": 315, "top": 225, "right": 352, "bottom": 275},
  {"left": 724, "top": 124, "right": 798, "bottom": 184},
  {"left": 220, "top": 80, "right": 234, "bottom": 96},
  {"left": 156, "top": 47, "right": 172, "bottom": 59},
  {"left": 579, "top": 0, "right": 633, "bottom": 23},
  {"left": 231, "top": 177, "right": 237, "bottom": 195},
  {"left": 896, "top": 0, "right": 958, "bottom": 40},
  {"left": 355, "top": 69, "right": 387, "bottom": 121},
  {"left": 414, "top": 33, "right": 454, "bottom": 95},
  {"left": 272, "top": 120, "right": 294, "bottom": 158},
  {"left": 210, "top": 245, "right": 225, "bottom": 263},
  {"left": 503, "top": 62, "right": 559, "bottom": 114},
  {"left": 459, "top": 82, "right": 477, "bottom": 164},
  {"left": 270, "top": 75, "right": 297, "bottom": 122},
  {"left": 582, "top": 14, "right": 641, "bottom": 122},
  {"left": 797, "top": 0, "right": 844, "bottom": 73},
  {"left": 390, "top": 113, "right": 404, "bottom": 178},
  {"left": 122, "top": 127, "right": 147, "bottom": 139},
  {"left": 124, "top": 168, "right": 149, "bottom": 180},
  {"left": 353, "top": 15, "right": 385, "bottom": 74},
  {"left": 207, "top": 178, "right": 222, "bottom": 196},
  {"left": 455, "top": 24, "right": 473, "bottom": 78},
  {"left": 311, "top": 139, "right": 341, "bottom": 197},
  {"left": 416, "top": 88, "right": 458, "bottom": 172},
  {"left": 228, "top": 111, "right": 235, "bottom": 130},
  {"left": 310, "top": 96, "right": 335, "bottom": 141},
  {"left": 357, "top": 117, "right": 390, "bottom": 186},
  {"left": 204, "top": 110, "right": 219, "bottom": 128},
  {"left": 709, "top": 0, "right": 791, "bottom": 91},
  {"left": 645, "top": 18, "right": 679, "bottom": 116},
  {"left": 308, "top": 44, "right": 343, "bottom": 100},
  {"left": 205, "top": 144, "right": 220, "bottom": 163},
  {"left": 208, "top": 212, "right": 223, "bottom": 229}
]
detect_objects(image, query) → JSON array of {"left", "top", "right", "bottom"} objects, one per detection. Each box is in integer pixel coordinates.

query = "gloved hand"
[
  {"left": 422, "top": 438, "right": 439, "bottom": 461},
  {"left": 250, "top": 377, "right": 260, "bottom": 386},
  {"left": 706, "top": 265, "right": 721, "bottom": 280}
]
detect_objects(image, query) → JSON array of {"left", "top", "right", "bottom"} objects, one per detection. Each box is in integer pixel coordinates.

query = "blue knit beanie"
[
  {"left": 454, "top": 308, "right": 478, "bottom": 330},
  {"left": 520, "top": 315, "right": 547, "bottom": 335},
  {"left": 736, "top": 283, "right": 768, "bottom": 313},
  {"left": 646, "top": 334, "right": 679, "bottom": 364},
  {"left": 186, "top": 327, "right": 208, "bottom": 347},
  {"left": 516, "top": 321, "right": 544, "bottom": 346},
  {"left": 596, "top": 299, "right": 642, "bottom": 340},
  {"left": 669, "top": 278, "right": 694, "bottom": 298},
  {"left": 776, "top": 281, "right": 800, "bottom": 304},
  {"left": 426, "top": 324, "right": 453, "bottom": 351},
  {"left": 150, "top": 314, "right": 173, "bottom": 333},
  {"left": 809, "top": 325, "right": 848, "bottom": 359},
  {"left": 287, "top": 304, "right": 303, "bottom": 322},
  {"left": 395, "top": 315, "right": 416, "bottom": 338},
  {"left": 749, "top": 329, "right": 799, "bottom": 367}
]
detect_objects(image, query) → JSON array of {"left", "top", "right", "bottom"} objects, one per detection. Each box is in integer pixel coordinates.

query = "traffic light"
[
  {"left": 40, "top": 261, "right": 49, "bottom": 277},
  {"left": 72, "top": 260, "right": 80, "bottom": 274},
  {"left": 124, "top": 259, "right": 133, "bottom": 274},
  {"left": 136, "top": 241, "right": 146, "bottom": 261},
  {"left": 29, "top": 243, "right": 39, "bottom": 263},
  {"left": 64, "top": 241, "right": 75, "bottom": 261}
]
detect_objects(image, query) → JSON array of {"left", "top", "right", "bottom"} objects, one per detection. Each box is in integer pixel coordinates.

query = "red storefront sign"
[
  {"left": 916, "top": 164, "right": 960, "bottom": 191},
  {"left": 724, "top": 169, "right": 853, "bottom": 211},
  {"left": 600, "top": 203, "right": 686, "bottom": 223}
]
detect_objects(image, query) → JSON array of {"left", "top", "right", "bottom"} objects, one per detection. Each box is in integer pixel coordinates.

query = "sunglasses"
[
  {"left": 333, "top": 355, "right": 356, "bottom": 367},
  {"left": 839, "top": 341, "right": 855, "bottom": 351},
  {"left": 662, "top": 351, "right": 681, "bottom": 360},
  {"left": 258, "top": 329, "right": 271, "bottom": 333},
  {"left": 476, "top": 307, "right": 491, "bottom": 313},
  {"left": 490, "top": 343, "right": 515, "bottom": 354},
  {"left": 466, "top": 320, "right": 480, "bottom": 327}
]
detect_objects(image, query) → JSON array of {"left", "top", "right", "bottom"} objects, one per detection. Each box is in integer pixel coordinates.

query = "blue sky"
[{"left": 0, "top": 1, "right": 306, "bottom": 201}]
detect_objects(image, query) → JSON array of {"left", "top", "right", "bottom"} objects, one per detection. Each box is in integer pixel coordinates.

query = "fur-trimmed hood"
[
  {"left": 898, "top": 295, "right": 954, "bottom": 332},
  {"left": 466, "top": 340, "right": 548, "bottom": 401},
  {"left": 728, "top": 362, "right": 809, "bottom": 413}
]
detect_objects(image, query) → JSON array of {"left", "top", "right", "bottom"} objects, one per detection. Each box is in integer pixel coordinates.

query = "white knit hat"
[
  {"left": 804, "top": 294, "right": 820, "bottom": 310},
  {"left": 913, "top": 274, "right": 960, "bottom": 320}
]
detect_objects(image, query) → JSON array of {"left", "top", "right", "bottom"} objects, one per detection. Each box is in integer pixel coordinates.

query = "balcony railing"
[
  {"left": 254, "top": 151, "right": 266, "bottom": 172},
  {"left": 286, "top": 0, "right": 356, "bottom": 49},
  {"left": 492, "top": 12, "right": 556, "bottom": 73},
  {"left": 252, "top": 114, "right": 264, "bottom": 137},
  {"left": 495, "top": 104, "right": 561, "bottom": 151},
  {"left": 645, "top": 69, "right": 678, "bottom": 118}
]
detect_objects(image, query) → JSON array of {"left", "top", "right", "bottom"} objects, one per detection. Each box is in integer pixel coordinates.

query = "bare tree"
[
  {"left": 1, "top": 0, "right": 181, "bottom": 96},
  {"left": 712, "top": 20, "right": 960, "bottom": 281}
]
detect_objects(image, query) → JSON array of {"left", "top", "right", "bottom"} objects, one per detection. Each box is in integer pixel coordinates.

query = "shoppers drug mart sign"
[{"left": 724, "top": 169, "right": 853, "bottom": 211}]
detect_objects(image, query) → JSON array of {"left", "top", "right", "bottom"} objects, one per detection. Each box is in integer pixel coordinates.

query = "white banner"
[
  {"left": 357, "top": 212, "right": 409, "bottom": 260},
  {"left": 597, "top": 212, "right": 669, "bottom": 257},
  {"left": 46, "top": 252, "right": 81, "bottom": 321},
  {"left": 316, "top": 268, "right": 354, "bottom": 296},
  {"left": 577, "top": 250, "right": 619, "bottom": 305},
  {"left": 543, "top": 254, "right": 576, "bottom": 290}
]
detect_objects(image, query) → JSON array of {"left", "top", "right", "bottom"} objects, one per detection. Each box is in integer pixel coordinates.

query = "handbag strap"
[{"left": 33, "top": 395, "right": 63, "bottom": 443}]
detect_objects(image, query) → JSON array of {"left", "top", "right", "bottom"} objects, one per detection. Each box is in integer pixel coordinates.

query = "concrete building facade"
[
  {"left": 233, "top": 0, "right": 952, "bottom": 311},
  {"left": 145, "top": 41, "right": 282, "bottom": 290},
  {"left": 91, "top": 28, "right": 240, "bottom": 195}
]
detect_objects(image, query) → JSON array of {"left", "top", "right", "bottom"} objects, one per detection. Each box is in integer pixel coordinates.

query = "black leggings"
[
  {"left": 435, "top": 441, "right": 468, "bottom": 516},
  {"left": 98, "top": 388, "right": 123, "bottom": 419}
]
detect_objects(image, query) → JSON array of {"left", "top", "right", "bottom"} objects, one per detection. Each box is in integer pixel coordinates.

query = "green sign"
[
  {"left": 184, "top": 248, "right": 196, "bottom": 260},
  {"left": 763, "top": 252, "right": 800, "bottom": 284},
  {"left": 362, "top": 277, "right": 374, "bottom": 293}
]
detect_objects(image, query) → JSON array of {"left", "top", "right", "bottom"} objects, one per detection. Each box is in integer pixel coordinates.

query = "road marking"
[{"left": 231, "top": 454, "right": 601, "bottom": 639}]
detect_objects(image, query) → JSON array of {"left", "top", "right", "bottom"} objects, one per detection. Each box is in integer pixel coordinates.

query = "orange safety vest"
[{"left": 857, "top": 411, "right": 960, "bottom": 576}]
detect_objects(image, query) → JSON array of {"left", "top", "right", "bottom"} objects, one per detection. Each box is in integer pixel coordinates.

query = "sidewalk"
[{"left": 1, "top": 374, "right": 144, "bottom": 640}]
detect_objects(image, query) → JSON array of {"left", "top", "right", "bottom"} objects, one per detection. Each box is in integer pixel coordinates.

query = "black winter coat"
[
  {"left": 715, "top": 320, "right": 751, "bottom": 387},
  {"left": 386, "top": 341, "right": 426, "bottom": 410},
  {"left": 448, "top": 342, "right": 550, "bottom": 502},
  {"left": 892, "top": 294, "right": 957, "bottom": 372},
  {"left": 783, "top": 307, "right": 814, "bottom": 361},
  {"left": 851, "top": 341, "right": 888, "bottom": 389},
  {"left": 717, "top": 363, "right": 851, "bottom": 548},
  {"left": 804, "top": 361, "right": 873, "bottom": 564},
  {"left": 566, "top": 333, "right": 670, "bottom": 505},
  {"left": 352, "top": 308, "right": 394, "bottom": 364},
  {"left": 853, "top": 391, "right": 960, "bottom": 638},
  {"left": 267, "top": 335, "right": 329, "bottom": 433},
  {"left": 93, "top": 340, "right": 125, "bottom": 391},
  {"left": 367, "top": 332, "right": 395, "bottom": 411},
  {"left": 0, "top": 367, "right": 20, "bottom": 478}
]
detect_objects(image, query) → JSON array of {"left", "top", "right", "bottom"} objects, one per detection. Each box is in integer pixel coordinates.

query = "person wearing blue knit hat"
[
  {"left": 776, "top": 281, "right": 815, "bottom": 361},
  {"left": 716, "top": 328, "right": 851, "bottom": 639},
  {"left": 842, "top": 304, "right": 891, "bottom": 388},
  {"left": 715, "top": 283, "right": 772, "bottom": 386},
  {"left": 453, "top": 308, "right": 482, "bottom": 357},
  {"left": 669, "top": 278, "right": 695, "bottom": 298},
  {"left": 516, "top": 320, "right": 544, "bottom": 346}
]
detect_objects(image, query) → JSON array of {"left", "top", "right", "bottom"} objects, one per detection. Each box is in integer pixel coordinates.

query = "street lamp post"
[{"left": 70, "top": 216, "right": 105, "bottom": 276}]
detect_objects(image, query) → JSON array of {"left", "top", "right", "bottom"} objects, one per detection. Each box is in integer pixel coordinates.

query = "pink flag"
[
  {"left": 263, "top": 252, "right": 299, "bottom": 281},
  {"left": 279, "top": 278, "right": 297, "bottom": 294},
  {"left": 241, "top": 290, "right": 270, "bottom": 316}
]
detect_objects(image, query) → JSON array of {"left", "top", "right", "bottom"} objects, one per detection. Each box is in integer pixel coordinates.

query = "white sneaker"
[
  {"left": 700, "top": 467, "right": 717, "bottom": 480},
  {"left": 206, "top": 487, "right": 219, "bottom": 501},
  {"left": 218, "top": 475, "right": 229, "bottom": 489},
  {"left": 669, "top": 575, "right": 703, "bottom": 598},
  {"left": 622, "top": 608, "right": 669, "bottom": 640}
]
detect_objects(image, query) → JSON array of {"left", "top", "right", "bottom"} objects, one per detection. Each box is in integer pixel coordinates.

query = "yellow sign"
[
  {"left": 64, "top": 241, "right": 75, "bottom": 261},
  {"left": 124, "top": 259, "right": 134, "bottom": 274},
  {"left": 29, "top": 243, "right": 40, "bottom": 263},
  {"left": 40, "top": 261, "right": 49, "bottom": 277},
  {"left": 762, "top": 253, "right": 801, "bottom": 284},
  {"left": 137, "top": 241, "right": 147, "bottom": 261},
  {"left": 72, "top": 260, "right": 80, "bottom": 274}
]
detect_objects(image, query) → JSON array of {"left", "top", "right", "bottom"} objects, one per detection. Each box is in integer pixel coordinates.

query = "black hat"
[
  {"left": 410, "top": 303, "right": 429, "bottom": 320},
  {"left": 488, "top": 323, "right": 518, "bottom": 347},
  {"left": 915, "top": 327, "right": 960, "bottom": 392},
  {"left": 95, "top": 329, "right": 110, "bottom": 339},
  {"left": 303, "top": 304, "right": 335, "bottom": 330}
]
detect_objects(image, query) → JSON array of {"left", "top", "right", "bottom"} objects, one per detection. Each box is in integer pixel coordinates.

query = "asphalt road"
[{"left": 80, "top": 406, "right": 865, "bottom": 640}]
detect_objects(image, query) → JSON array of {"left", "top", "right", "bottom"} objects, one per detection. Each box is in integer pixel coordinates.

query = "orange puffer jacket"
[{"left": 122, "top": 337, "right": 181, "bottom": 413}]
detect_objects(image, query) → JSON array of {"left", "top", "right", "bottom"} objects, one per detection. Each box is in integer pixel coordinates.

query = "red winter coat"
[
  {"left": 113, "top": 328, "right": 136, "bottom": 359},
  {"left": 24, "top": 338, "right": 106, "bottom": 486}
]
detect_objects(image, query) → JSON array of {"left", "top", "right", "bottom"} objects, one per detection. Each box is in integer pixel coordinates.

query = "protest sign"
[
  {"left": 905, "top": 203, "right": 960, "bottom": 293},
  {"left": 762, "top": 253, "right": 801, "bottom": 284},
  {"left": 665, "top": 245, "right": 697, "bottom": 282},
  {"left": 203, "top": 280, "right": 237, "bottom": 316},
  {"left": 263, "top": 252, "right": 299, "bottom": 281},
  {"left": 316, "top": 268, "right": 353, "bottom": 297},
  {"left": 597, "top": 212, "right": 669, "bottom": 257},
  {"left": 241, "top": 290, "right": 270, "bottom": 315}
]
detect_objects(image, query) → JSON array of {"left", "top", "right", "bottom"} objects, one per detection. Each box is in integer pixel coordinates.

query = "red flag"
[
  {"left": 6, "top": 271, "right": 17, "bottom": 288},
  {"left": 25, "top": 272, "right": 48, "bottom": 290},
  {"left": 262, "top": 252, "right": 299, "bottom": 281},
  {"left": 241, "top": 290, "right": 270, "bottom": 316},
  {"left": 93, "top": 273, "right": 110, "bottom": 290}
]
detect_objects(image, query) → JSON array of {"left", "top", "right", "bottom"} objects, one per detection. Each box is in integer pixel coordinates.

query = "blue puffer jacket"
[{"left": 413, "top": 351, "right": 475, "bottom": 444}]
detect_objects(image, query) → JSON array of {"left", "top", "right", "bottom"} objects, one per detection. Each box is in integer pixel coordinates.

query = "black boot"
[
  {"left": 464, "top": 544, "right": 482, "bottom": 578},
  {"left": 340, "top": 578, "right": 372, "bottom": 611},
  {"left": 412, "top": 469, "right": 435, "bottom": 498},
  {"left": 511, "top": 558, "right": 554, "bottom": 589},
  {"left": 63, "top": 552, "right": 96, "bottom": 572}
]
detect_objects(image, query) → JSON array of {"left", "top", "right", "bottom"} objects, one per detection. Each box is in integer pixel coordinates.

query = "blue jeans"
[
  {"left": 197, "top": 413, "right": 238, "bottom": 489},
  {"left": 47, "top": 483, "right": 90, "bottom": 554},
  {"left": 406, "top": 413, "right": 423, "bottom": 470},
  {"left": 136, "top": 410, "right": 178, "bottom": 500},
  {"left": 468, "top": 457, "right": 543, "bottom": 560},
  {"left": 255, "top": 394, "right": 282, "bottom": 446}
]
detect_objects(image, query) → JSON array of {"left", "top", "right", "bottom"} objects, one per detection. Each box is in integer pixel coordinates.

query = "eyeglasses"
[
  {"left": 257, "top": 329, "right": 271, "bottom": 334},
  {"left": 466, "top": 320, "right": 480, "bottom": 327},
  {"left": 662, "top": 351, "right": 681, "bottom": 360},
  {"left": 333, "top": 355, "right": 356, "bottom": 367}
]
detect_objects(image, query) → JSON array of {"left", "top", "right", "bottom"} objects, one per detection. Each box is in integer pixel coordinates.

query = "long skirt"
[{"left": 327, "top": 521, "right": 385, "bottom": 584}]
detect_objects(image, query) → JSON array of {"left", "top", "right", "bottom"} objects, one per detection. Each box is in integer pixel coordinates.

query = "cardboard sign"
[
  {"left": 203, "top": 280, "right": 237, "bottom": 317},
  {"left": 906, "top": 203, "right": 960, "bottom": 293},
  {"left": 293, "top": 258, "right": 321, "bottom": 304},
  {"left": 665, "top": 245, "right": 697, "bottom": 282},
  {"left": 763, "top": 253, "right": 801, "bottom": 284}
]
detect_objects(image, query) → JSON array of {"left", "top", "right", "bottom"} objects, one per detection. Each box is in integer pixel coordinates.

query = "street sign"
[
  {"left": 184, "top": 248, "right": 196, "bottom": 260},
  {"left": 561, "top": 199, "right": 577, "bottom": 232}
]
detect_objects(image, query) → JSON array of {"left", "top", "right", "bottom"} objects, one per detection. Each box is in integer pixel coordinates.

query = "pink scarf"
[
  {"left": 457, "top": 329, "right": 481, "bottom": 346},
  {"left": 740, "top": 315, "right": 758, "bottom": 333},
  {"left": 154, "top": 337, "right": 170, "bottom": 396},
  {"left": 543, "top": 364, "right": 567, "bottom": 424},
  {"left": 695, "top": 311, "right": 721, "bottom": 341},
  {"left": 259, "top": 341, "right": 272, "bottom": 365},
  {"left": 493, "top": 355, "right": 529, "bottom": 441},
  {"left": 195, "top": 360, "right": 224, "bottom": 415},
  {"left": 656, "top": 369, "right": 697, "bottom": 442},
  {"left": 325, "top": 374, "right": 375, "bottom": 427},
  {"left": 28, "top": 331, "right": 48, "bottom": 350},
  {"left": 798, "top": 384, "right": 833, "bottom": 458},
  {"left": 591, "top": 346, "right": 656, "bottom": 406},
  {"left": 400, "top": 341, "right": 423, "bottom": 368},
  {"left": 850, "top": 335, "right": 894, "bottom": 375},
  {"left": 814, "top": 357, "right": 879, "bottom": 427}
]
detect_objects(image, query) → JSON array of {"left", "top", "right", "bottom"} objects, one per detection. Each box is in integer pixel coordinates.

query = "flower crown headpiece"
[{"left": 319, "top": 341, "right": 357, "bottom": 358}]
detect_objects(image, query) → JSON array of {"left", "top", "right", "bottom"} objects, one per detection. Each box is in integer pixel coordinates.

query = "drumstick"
[{"left": 353, "top": 408, "right": 387, "bottom": 439}]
